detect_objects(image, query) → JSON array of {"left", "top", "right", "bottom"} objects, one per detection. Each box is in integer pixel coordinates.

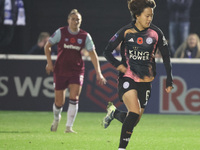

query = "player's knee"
[
  {"left": 55, "top": 99, "right": 65, "bottom": 107},
  {"left": 54, "top": 102, "right": 63, "bottom": 108},
  {"left": 69, "top": 95, "right": 79, "bottom": 100},
  {"left": 128, "top": 108, "right": 140, "bottom": 115}
]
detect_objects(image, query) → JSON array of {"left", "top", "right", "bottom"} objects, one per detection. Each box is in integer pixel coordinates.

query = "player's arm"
[
  {"left": 103, "top": 28, "right": 126, "bottom": 73},
  {"left": 157, "top": 30, "right": 173, "bottom": 93},
  {"left": 85, "top": 33, "right": 106, "bottom": 85},
  {"left": 44, "top": 41, "right": 54, "bottom": 74},
  {"left": 88, "top": 50, "right": 106, "bottom": 85},
  {"left": 44, "top": 29, "right": 61, "bottom": 75}
]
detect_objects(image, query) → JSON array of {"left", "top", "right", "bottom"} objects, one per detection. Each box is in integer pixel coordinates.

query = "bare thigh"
[
  {"left": 68, "top": 84, "right": 82, "bottom": 100},
  {"left": 122, "top": 89, "right": 141, "bottom": 114}
]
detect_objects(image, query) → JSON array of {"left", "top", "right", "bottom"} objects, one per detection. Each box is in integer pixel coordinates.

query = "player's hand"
[
  {"left": 96, "top": 73, "right": 107, "bottom": 85},
  {"left": 45, "top": 64, "right": 54, "bottom": 75},
  {"left": 117, "top": 64, "right": 127, "bottom": 73},
  {"left": 165, "top": 86, "right": 173, "bottom": 93}
]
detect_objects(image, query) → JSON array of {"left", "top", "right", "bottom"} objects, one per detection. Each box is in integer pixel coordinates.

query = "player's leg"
[
  {"left": 134, "top": 108, "right": 145, "bottom": 127},
  {"left": 102, "top": 102, "right": 127, "bottom": 128},
  {"left": 113, "top": 106, "right": 144, "bottom": 126},
  {"left": 118, "top": 89, "right": 140, "bottom": 149},
  {"left": 114, "top": 109, "right": 127, "bottom": 123},
  {"left": 134, "top": 82, "right": 151, "bottom": 127},
  {"left": 65, "top": 84, "right": 82, "bottom": 133},
  {"left": 102, "top": 77, "right": 130, "bottom": 128},
  {"left": 51, "top": 89, "right": 66, "bottom": 131},
  {"left": 51, "top": 74, "right": 67, "bottom": 132}
]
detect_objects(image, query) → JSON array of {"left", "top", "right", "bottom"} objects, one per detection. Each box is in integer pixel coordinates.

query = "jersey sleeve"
[
  {"left": 49, "top": 29, "right": 61, "bottom": 45},
  {"left": 85, "top": 33, "right": 95, "bottom": 51},
  {"left": 157, "top": 29, "right": 173, "bottom": 87},
  {"left": 103, "top": 27, "right": 125, "bottom": 68}
]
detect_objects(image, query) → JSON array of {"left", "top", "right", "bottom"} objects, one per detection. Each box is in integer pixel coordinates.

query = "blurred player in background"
[
  {"left": 103, "top": 0, "right": 173, "bottom": 149},
  {"left": 44, "top": 9, "right": 106, "bottom": 133},
  {"left": 28, "top": 32, "right": 50, "bottom": 55}
]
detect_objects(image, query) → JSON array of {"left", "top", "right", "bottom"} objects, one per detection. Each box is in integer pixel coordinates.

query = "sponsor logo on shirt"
[
  {"left": 65, "top": 38, "right": 69, "bottom": 42},
  {"left": 64, "top": 44, "right": 81, "bottom": 51},
  {"left": 129, "top": 49, "right": 150, "bottom": 60}
]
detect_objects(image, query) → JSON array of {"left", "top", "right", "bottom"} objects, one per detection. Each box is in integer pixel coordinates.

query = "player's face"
[
  {"left": 136, "top": 7, "right": 154, "bottom": 30},
  {"left": 68, "top": 14, "right": 82, "bottom": 31}
]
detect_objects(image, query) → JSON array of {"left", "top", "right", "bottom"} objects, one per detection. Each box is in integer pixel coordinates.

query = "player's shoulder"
[
  {"left": 118, "top": 22, "right": 134, "bottom": 33},
  {"left": 79, "top": 28, "right": 88, "bottom": 35},
  {"left": 149, "top": 24, "right": 164, "bottom": 35},
  {"left": 59, "top": 26, "right": 67, "bottom": 30}
]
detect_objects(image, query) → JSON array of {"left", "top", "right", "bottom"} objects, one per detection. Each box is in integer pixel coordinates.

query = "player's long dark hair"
[{"left": 128, "top": 0, "right": 156, "bottom": 20}]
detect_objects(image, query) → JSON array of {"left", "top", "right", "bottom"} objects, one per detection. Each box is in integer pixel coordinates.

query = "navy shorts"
[
  {"left": 118, "top": 77, "right": 152, "bottom": 108},
  {"left": 53, "top": 74, "right": 84, "bottom": 90}
]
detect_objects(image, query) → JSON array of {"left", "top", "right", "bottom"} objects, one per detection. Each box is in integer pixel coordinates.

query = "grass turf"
[{"left": 0, "top": 111, "right": 200, "bottom": 150}]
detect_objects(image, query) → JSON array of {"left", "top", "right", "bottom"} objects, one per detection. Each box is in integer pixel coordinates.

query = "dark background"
[{"left": 1, "top": 0, "right": 200, "bottom": 55}]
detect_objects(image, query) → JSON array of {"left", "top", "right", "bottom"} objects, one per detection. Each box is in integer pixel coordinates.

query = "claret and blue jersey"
[{"left": 48, "top": 26, "right": 95, "bottom": 77}]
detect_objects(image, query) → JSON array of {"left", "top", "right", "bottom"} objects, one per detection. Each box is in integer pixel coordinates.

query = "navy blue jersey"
[{"left": 104, "top": 21, "right": 173, "bottom": 87}]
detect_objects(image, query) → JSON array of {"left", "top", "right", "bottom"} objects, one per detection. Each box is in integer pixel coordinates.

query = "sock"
[
  {"left": 66, "top": 99, "right": 79, "bottom": 127},
  {"left": 118, "top": 148, "right": 126, "bottom": 150},
  {"left": 53, "top": 103, "right": 63, "bottom": 121},
  {"left": 119, "top": 112, "right": 139, "bottom": 149},
  {"left": 114, "top": 109, "right": 127, "bottom": 123}
]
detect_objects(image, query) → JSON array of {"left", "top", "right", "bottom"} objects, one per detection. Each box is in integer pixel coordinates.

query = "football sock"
[
  {"left": 114, "top": 109, "right": 127, "bottom": 123},
  {"left": 66, "top": 99, "right": 79, "bottom": 127},
  {"left": 118, "top": 148, "right": 126, "bottom": 150},
  {"left": 53, "top": 103, "right": 63, "bottom": 121},
  {"left": 119, "top": 112, "right": 139, "bottom": 149}
]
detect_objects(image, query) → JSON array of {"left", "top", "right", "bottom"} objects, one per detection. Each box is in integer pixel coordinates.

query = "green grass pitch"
[{"left": 0, "top": 111, "right": 200, "bottom": 150}]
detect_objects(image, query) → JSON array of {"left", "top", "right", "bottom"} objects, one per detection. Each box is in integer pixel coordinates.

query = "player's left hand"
[
  {"left": 96, "top": 73, "right": 107, "bottom": 85},
  {"left": 165, "top": 86, "right": 173, "bottom": 93}
]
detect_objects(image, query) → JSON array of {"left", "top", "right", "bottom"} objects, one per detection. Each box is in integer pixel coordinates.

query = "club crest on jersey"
[
  {"left": 77, "top": 39, "right": 82, "bottom": 44},
  {"left": 146, "top": 37, "right": 153, "bottom": 44}
]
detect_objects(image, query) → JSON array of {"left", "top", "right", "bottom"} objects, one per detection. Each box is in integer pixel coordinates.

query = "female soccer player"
[
  {"left": 45, "top": 9, "right": 106, "bottom": 133},
  {"left": 103, "top": 0, "right": 173, "bottom": 149}
]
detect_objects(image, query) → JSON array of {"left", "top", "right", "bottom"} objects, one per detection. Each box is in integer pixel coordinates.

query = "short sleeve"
[
  {"left": 49, "top": 29, "right": 61, "bottom": 45},
  {"left": 85, "top": 33, "right": 95, "bottom": 51}
]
